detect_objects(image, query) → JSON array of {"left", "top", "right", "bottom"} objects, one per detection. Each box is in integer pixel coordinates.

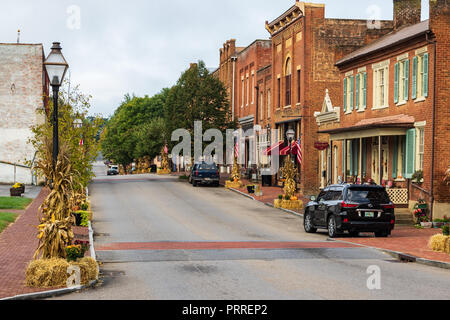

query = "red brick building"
[
  {"left": 265, "top": 1, "right": 393, "bottom": 194},
  {"left": 316, "top": 0, "right": 450, "bottom": 219}
]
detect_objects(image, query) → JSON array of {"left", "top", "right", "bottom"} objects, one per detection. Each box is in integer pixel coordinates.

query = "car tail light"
[
  {"left": 195, "top": 170, "right": 198, "bottom": 176},
  {"left": 341, "top": 202, "right": 359, "bottom": 208},
  {"left": 391, "top": 219, "right": 395, "bottom": 225},
  {"left": 343, "top": 218, "right": 348, "bottom": 223},
  {"left": 382, "top": 204, "right": 395, "bottom": 209},
  {"left": 216, "top": 170, "right": 219, "bottom": 175}
]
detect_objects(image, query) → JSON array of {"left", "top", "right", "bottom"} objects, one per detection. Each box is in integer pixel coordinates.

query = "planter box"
[
  {"left": 433, "top": 222, "right": 444, "bottom": 228},
  {"left": 72, "top": 212, "right": 83, "bottom": 226},
  {"left": 10, "top": 188, "right": 22, "bottom": 197},
  {"left": 274, "top": 199, "right": 303, "bottom": 210},
  {"left": 420, "top": 222, "right": 433, "bottom": 228}
]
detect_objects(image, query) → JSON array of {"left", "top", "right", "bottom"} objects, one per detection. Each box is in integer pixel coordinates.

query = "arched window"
[{"left": 285, "top": 58, "right": 292, "bottom": 106}]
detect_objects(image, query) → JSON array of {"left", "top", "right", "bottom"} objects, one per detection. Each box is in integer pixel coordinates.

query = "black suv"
[{"left": 304, "top": 184, "right": 395, "bottom": 238}]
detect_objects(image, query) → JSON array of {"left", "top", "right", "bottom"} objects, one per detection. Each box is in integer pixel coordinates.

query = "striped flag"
[
  {"left": 234, "top": 141, "right": 239, "bottom": 158},
  {"left": 294, "top": 137, "right": 303, "bottom": 166}
]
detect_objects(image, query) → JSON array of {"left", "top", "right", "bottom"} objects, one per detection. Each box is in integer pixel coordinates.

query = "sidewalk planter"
[
  {"left": 274, "top": 199, "right": 303, "bottom": 210},
  {"left": 420, "top": 222, "right": 433, "bottom": 228},
  {"left": 9, "top": 188, "right": 22, "bottom": 197},
  {"left": 72, "top": 212, "right": 83, "bottom": 226},
  {"left": 246, "top": 185, "right": 256, "bottom": 194},
  {"left": 433, "top": 222, "right": 444, "bottom": 229}
]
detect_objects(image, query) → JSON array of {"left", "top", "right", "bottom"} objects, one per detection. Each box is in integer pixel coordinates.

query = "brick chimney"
[{"left": 393, "top": 0, "right": 421, "bottom": 30}]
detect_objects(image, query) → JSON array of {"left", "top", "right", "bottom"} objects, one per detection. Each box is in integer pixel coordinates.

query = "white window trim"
[
  {"left": 415, "top": 125, "right": 425, "bottom": 172},
  {"left": 396, "top": 59, "right": 408, "bottom": 106},
  {"left": 372, "top": 65, "right": 389, "bottom": 110},
  {"left": 414, "top": 53, "right": 427, "bottom": 102}
]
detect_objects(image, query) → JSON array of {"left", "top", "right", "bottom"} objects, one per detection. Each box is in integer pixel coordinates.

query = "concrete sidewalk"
[{"left": 0, "top": 188, "right": 90, "bottom": 299}]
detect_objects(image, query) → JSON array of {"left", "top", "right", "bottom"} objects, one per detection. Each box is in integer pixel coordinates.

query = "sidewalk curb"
[
  {"left": 327, "top": 238, "right": 450, "bottom": 270},
  {"left": 228, "top": 188, "right": 256, "bottom": 201},
  {"left": 0, "top": 280, "right": 98, "bottom": 301},
  {"left": 264, "top": 202, "right": 304, "bottom": 218}
]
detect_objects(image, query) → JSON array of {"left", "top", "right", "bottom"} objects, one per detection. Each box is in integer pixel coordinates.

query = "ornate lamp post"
[
  {"left": 44, "top": 42, "right": 69, "bottom": 171},
  {"left": 286, "top": 129, "right": 295, "bottom": 163}
]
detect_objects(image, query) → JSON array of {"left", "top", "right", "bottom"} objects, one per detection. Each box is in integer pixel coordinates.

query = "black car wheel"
[
  {"left": 192, "top": 180, "right": 198, "bottom": 187},
  {"left": 304, "top": 211, "right": 317, "bottom": 233},
  {"left": 327, "top": 215, "right": 338, "bottom": 238},
  {"left": 375, "top": 230, "right": 389, "bottom": 238}
]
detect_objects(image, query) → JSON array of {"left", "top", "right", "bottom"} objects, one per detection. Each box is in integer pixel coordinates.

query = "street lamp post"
[
  {"left": 44, "top": 42, "right": 69, "bottom": 171},
  {"left": 286, "top": 129, "right": 295, "bottom": 163}
]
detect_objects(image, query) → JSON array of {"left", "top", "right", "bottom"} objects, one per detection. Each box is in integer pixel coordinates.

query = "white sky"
[{"left": 0, "top": 0, "right": 430, "bottom": 117}]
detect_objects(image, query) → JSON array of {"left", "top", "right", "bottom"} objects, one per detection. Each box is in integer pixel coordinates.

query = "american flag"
[{"left": 293, "top": 137, "right": 303, "bottom": 166}]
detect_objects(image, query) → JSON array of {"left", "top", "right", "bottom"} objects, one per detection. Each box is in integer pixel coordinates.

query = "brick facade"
[
  {"left": 266, "top": 2, "right": 392, "bottom": 194},
  {"left": 0, "top": 43, "right": 48, "bottom": 184},
  {"left": 315, "top": 0, "right": 449, "bottom": 219}
]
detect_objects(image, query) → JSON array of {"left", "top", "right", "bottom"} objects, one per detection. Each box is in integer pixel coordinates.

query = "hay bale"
[
  {"left": 429, "top": 234, "right": 450, "bottom": 254},
  {"left": 25, "top": 257, "right": 98, "bottom": 288}
]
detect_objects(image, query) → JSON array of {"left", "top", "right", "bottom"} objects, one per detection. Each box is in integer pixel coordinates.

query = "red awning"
[{"left": 263, "top": 141, "right": 284, "bottom": 156}]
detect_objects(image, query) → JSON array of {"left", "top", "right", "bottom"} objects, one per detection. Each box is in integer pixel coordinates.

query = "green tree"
[
  {"left": 165, "top": 61, "right": 235, "bottom": 154},
  {"left": 29, "top": 83, "right": 103, "bottom": 192}
]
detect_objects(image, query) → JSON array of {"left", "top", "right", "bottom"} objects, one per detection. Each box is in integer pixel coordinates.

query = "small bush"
[
  {"left": 278, "top": 195, "right": 283, "bottom": 200},
  {"left": 443, "top": 225, "right": 450, "bottom": 236}
]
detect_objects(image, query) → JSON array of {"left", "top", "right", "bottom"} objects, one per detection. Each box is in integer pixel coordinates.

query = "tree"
[
  {"left": 164, "top": 61, "right": 235, "bottom": 156},
  {"left": 101, "top": 89, "right": 169, "bottom": 169},
  {"left": 29, "top": 83, "right": 103, "bottom": 193}
]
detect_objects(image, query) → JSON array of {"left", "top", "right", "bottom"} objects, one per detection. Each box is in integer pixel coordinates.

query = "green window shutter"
[
  {"left": 404, "top": 60, "right": 409, "bottom": 101},
  {"left": 363, "top": 72, "right": 367, "bottom": 109},
  {"left": 392, "top": 136, "right": 398, "bottom": 179},
  {"left": 405, "top": 129, "right": 416, "bottom": 179},
  {"left": 412, "top": 56, "right": 418, "bottom": 100},
  {"left": 350, "top": 76, "right": 354, "bottom": 111},
  {"left": 394, "top": 63, "right": 399, "bottom": 103},
  {"left": 402, "top": 136, "right": 406, "bottom": 178},
  {"left": 423, "top": 53, "right": 429, "bottom": 97},
  {"left": 355, "top": 74, "right": 360, "bottom": 109},
  {"left": 343, "top": 78, "right": 347, "bottom": 112}
]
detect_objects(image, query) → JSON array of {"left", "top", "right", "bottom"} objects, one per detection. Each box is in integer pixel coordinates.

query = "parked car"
[
  {"left": 107, "top": 165, "right": 119, "bottom": 176},
  {"left": 303, "top": 184, "right": 395, "bottom": 238},
  {"left": 189, "top": 162, "right": 220, "bottom": 187}
]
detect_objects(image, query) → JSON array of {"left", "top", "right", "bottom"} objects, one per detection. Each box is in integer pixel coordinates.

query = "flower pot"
[
  {"left": 10, "top": 188, "right": 22, "bottom": 197},
  {"left": 72, "top": 212, "right": 83, "bottom": 226},
  {"left": 433, "top": 222, "right": 444, "bottom": 229},
  {"left": 420, "top": 222, "right": 432, "bottom": 228},
  {"left": 247, "top": 185, "right": 255, "bottom": 194}
]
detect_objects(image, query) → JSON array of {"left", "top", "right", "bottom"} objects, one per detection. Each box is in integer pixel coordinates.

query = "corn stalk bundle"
[
  {"left": 33, "top": 137, "right": 80, "bottom": 259},
  {"left": 281, "top": 158, "right": 297, "bottom": 198},
  {"left": 231, "top": 156, "right": 241, "bottom": 182}
]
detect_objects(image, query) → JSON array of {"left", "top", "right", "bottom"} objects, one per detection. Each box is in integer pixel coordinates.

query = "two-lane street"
[{"left": 52, "top": 163, "right": 450, "bottom": 300}]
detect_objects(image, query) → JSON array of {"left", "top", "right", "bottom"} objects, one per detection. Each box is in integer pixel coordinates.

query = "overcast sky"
[{"left": 0, "top": 0, "right": 430, "bottom": 117}]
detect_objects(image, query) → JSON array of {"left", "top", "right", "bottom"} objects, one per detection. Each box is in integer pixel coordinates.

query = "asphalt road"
[{"left": 52, "top": 162, "right": 450, "bottom": 300}]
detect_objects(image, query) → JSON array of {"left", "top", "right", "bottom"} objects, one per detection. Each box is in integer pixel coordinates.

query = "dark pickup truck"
[{"left": 189, "top": 162, "right": 220, "bottom": 187}]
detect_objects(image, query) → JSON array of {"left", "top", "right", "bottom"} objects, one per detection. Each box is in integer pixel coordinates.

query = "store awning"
[{"left": 263, "top": 141, "right": 284, "bottom": 156}]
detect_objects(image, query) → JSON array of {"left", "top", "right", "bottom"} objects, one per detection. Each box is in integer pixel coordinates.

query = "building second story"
[{"left": 236, "top": 39, "right": 272, "bottom": 126}]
